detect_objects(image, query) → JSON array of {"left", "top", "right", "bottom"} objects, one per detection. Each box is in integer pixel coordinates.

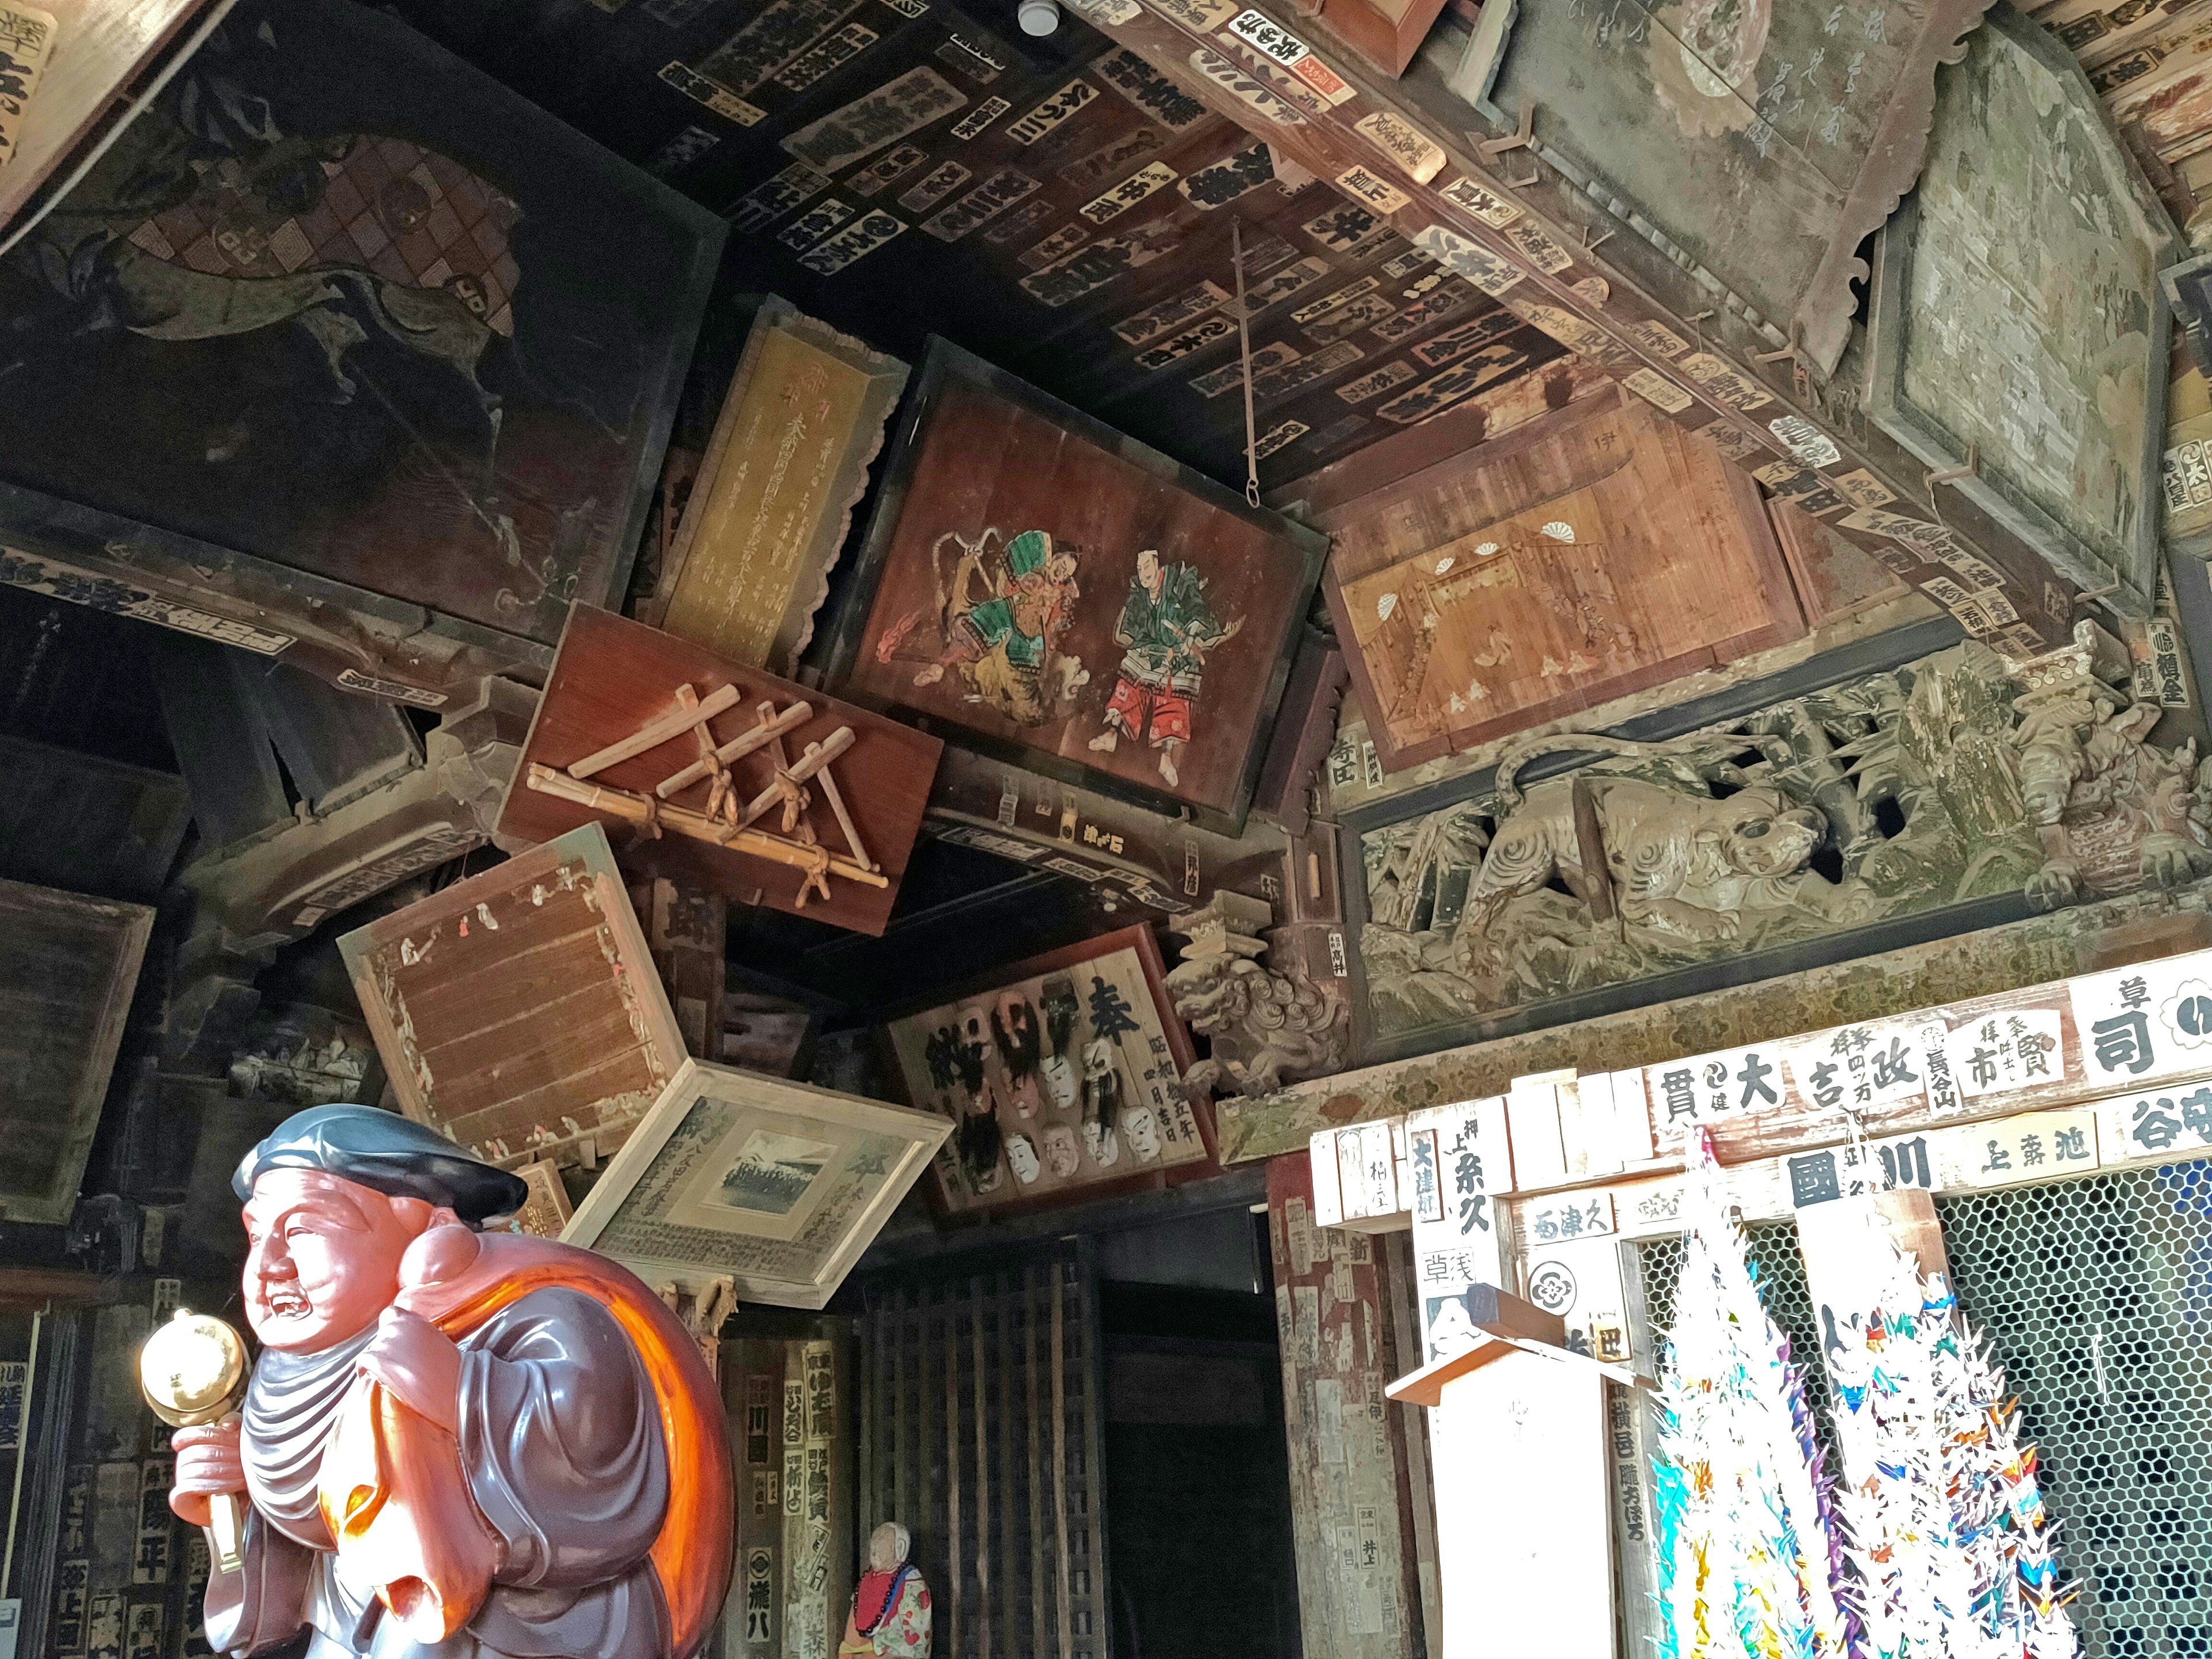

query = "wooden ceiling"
[{"left": 393, "top": 0, "right": 1571, "bottom": 488}]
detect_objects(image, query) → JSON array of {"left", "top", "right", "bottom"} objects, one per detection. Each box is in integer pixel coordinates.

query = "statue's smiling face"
[{"left": 242, "top": 1169, "right": 430, "bottom": 1352}]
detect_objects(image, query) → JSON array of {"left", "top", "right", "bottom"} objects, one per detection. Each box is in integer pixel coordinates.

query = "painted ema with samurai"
[
  {"left": 895, "top": 527, "right": 1086, "bottom": 726},
  {"left": 1088, "top": 547, "right": 1236, "bottom": 788},
  {"left": 167, "top": 1105, "right": 732, "bottom": 1659}
]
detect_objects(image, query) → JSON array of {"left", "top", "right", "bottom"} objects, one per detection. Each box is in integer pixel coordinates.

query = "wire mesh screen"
[
  {"left": 1631, "top": 1162, "right": 2212, "bottom": 1659},
  {"left": 1940, "top": 1160, "right": 2212, "bottom": 1659},
  {"left": 1635, "top": 1217, "right": 1841, "bottom": 1462}
]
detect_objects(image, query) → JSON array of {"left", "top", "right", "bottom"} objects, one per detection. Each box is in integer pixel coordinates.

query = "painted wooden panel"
[
  {"left": 827, "top": 341, "right": 1325, "bottom": 829},
  {"left": 1323, "top": 395, "right": 1806, "bottom": 768},
  {"left": 1865, "top": 3, "right": 2177, "bottom": 607},
  {"left": 497, "top": 605, "right": 942, "bottom": 936},
  {"left": 0, "top": 0, "right": 722, "bottom": 684},
  {"left": 0, "top": 878, "right": 151, "bottom": 1225},
  {"left": 1463, "top": 0, "right": 2001, "bottom": 371},
  {"left": 338, "top": 821, "right": 688, "bottom": 1172}
]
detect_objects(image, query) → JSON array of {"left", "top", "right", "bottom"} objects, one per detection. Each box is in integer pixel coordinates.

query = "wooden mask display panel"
[
  {"left": 498, "top": 605, "right": 942, "bottom": 935},
  {"left": 337, "top": 823, "right": 687, "bottom": 1171},
  {"left": 1323, "top": 395, "right": 1805, "bottom": 770},
  {"left": 878, "top": 926, "right": 1213, "bottom": 1215},
  {"left": 826, "top": 340, "right": 1328, "bottom": 831}
]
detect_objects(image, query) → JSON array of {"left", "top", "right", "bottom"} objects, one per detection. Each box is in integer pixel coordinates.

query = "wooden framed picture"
[
  {"left": 1863, "top": 3, "right": 2177, "bottom": 610},
  {"left": 645, "top": 296, "right": 908, "bottom": 678},
  {"left": 0, "top": 0, "right": 724, "bottom": 705},
  {"left": 562, "top": 1058, "right": 950, "bottom": 1310},
  {"left": 820, "top": 339, "right": 1330, "bottom": 834},
  {"left": 878, "top": 925, "right": 1214, "bottom": 1218},
  {"left": 338, "top": 821, "right": 689, "bottom": 1172},
  {"left": 1320, "top": 395, "right": 1805, "bottom": 771}
]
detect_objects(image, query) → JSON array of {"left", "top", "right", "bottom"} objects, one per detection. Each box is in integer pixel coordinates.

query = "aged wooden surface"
[
  {"left": 1067, "top": 0, "right": 2081, "bottom": 648},
  {"left": 1865, "top": 3, "right": 2176, "bottom": 609},
  {"left": 0, "top": 0, "right": 723, "bottom": 683},
  {"left": 0, "top": 878, "right": 151, "bottom": 1225},
  {"left": 498, "top": 605, "right": 941, "bottom": 936},
  {"left": 650, "top": 298, "right": 908, "bottom": 677},
  {"left": 338, "top": 823, "right": 687, "bottom": 1172},
  {"left": 399, "top": 0, "right": 1590, "bottom": 488},
  {"left": 1219, "top": 874, "right": 2212, "bottom": 1162},
  {"left": 0, "top": 0, "right": 213, "bottom": 240},
  {"left": 1452, "top": 0, "right": 2002, "bottom": 376},
  {"left": 826, "top": 340, "right": 1328, "bottom": 832},
  {"left": 1323, "top": 393, "right": 1805, "bottom": 768},
  {"left": 1351, "top": 627, "right": 2211, "bottom": 1051}
]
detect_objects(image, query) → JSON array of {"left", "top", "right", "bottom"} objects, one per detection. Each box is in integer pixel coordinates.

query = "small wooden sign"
[
  {"left": 337, "top": 822, "right": 688, "bottom": 1171},
  {"left": 647, "top": 298, "right": 908, "bottom": 677}
]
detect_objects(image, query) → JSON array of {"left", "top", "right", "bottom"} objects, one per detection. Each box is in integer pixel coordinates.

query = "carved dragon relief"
[{"left": 1360, "top": 634, "right": 2212, "bottom": 1039}]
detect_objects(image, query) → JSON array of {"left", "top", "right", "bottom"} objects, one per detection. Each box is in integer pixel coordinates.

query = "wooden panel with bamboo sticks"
[
  {"left": 858, "top": 1254, "right": 1109, "bottom": 1659},
  {"left": 496, "top": 604, "right": 942, "bottom": 936}
]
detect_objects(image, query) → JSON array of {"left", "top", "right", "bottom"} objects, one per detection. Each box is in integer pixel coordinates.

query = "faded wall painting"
[
  {"left": 1324, "top": 397, "right": 1804, "bottom": 770},
  {"left": 1867, "top": 3, "right": 2175, "bottom": 603},
  {"left": 1358, "top": 637, "right": 2212, "bottom": 1043},
  {"left": 1474, "top": 0, "right": 2002, "bottom": 369},
  {"left": 879, "top": 926, "right": 1212, "bottom": 1216},
  {"left": 829, "top": 342, "right": 1327, "bottom": 827},
  {"left": 0, "top": 0, "right": 720, "bottom": 647}
]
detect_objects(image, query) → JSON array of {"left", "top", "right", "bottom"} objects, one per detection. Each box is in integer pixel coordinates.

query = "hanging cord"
[{"left": 1231, "top": 219, "right": 1261, "bottom": 508}]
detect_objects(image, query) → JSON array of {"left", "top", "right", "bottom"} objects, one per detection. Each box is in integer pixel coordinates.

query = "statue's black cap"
[{"left": 233, "top": 1103, "right": 529, "bottom": 1224}]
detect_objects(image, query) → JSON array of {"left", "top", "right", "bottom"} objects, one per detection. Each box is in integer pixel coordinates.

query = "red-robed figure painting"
[{"left": 168, "top": 1105, "right": 732, "bottom": 1658}]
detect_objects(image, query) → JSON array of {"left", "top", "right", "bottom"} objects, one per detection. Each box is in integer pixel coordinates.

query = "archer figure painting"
[
  {"left": 824, "top": 340, "right": 1327, "bottom": 831},
  {"left": 0, "top": 0, "right": 719, "bottom": 652}
]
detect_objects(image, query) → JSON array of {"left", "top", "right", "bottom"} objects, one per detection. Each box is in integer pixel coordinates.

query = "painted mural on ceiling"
[{"left": 392, "top": 0, "right": 1574, "bottom": 486}]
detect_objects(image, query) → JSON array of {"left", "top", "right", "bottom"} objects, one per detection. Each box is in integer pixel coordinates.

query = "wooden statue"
[
  {"left": 1166, "top": 895, "right": 1349, "bottom": 1097},
  {"left": 165, "top": 1104, "right": 733, "bottom": 1657},
  {"left": 842, "top": 1522, "right": 931, "bottom": 1657}
]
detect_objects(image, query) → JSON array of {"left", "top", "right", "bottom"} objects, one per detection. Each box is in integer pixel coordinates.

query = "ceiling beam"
[{"left": 1066, "top": 0, "right": 2107, "bottom": 650}]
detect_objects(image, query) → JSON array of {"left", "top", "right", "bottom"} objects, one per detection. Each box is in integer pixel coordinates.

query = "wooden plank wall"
[
  {"left": 1264, "top": 1157, "right": 1429, "bottom": 1659},
  {"left": 858, "top": 1253, "right": 1109, "bottom": 1659}
]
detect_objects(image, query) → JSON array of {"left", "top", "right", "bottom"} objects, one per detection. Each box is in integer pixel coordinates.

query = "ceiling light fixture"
[{"left": 1019, "top": 0, "right": 1060, "bottom": 33}]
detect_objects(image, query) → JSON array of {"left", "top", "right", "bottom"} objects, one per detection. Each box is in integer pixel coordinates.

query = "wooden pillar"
[{"left": 1266, "top": 1152, "right": 1425, "bottom": 1657}]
